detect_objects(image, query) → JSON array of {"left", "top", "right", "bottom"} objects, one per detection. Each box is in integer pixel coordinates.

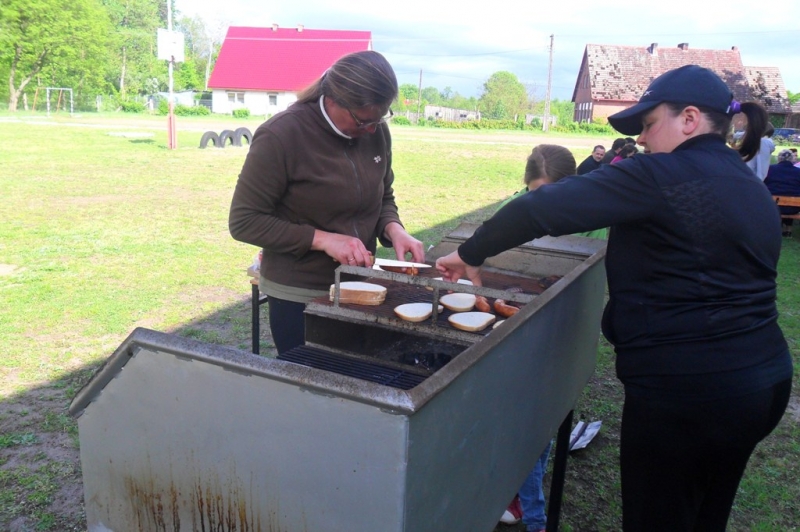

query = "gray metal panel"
[
  {"left": 78, "top": 345, "right": 410, "bottom": 532},
  {"left": 403, "top": 256, "right": 606, "bottom": 531},
  {"left": 70, "top": 328, "right": 418, "bottom": 416},
  {"left": 72, "top": 225, "right": 608, "bottom": 532}
]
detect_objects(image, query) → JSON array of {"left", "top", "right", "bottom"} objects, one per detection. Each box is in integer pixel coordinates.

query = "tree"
[
  {"left": 0, "top": 0, "right": 112, "bottom": 111},
  {"left": 176, "top": 14, "right": 227, "bottom": 91},
  {"left": 479, "top": 71, "right": 527, "bottom": 120},
  {"left": 788, "top": 90, "right": 799, "bottom": 106},
  {"left": 173, "top": 59, "right": 202, "bottom": 91},
  {"left": 420, "top": 86, "right": 441, "bottom": 106},
  {"left": 548, "top": 99, "right": 575, "bottom": 127},
  {"left": 399, "top": 83, "right": 417, "bottom": 103},
  {"left": 103, "top": 0, "right": 164, "bottom": 98}
]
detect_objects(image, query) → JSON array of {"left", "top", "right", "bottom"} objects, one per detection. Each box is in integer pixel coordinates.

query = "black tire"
[
  {"left": 234, "top": 127, "right": 252, "bottom": 146},
  {"left": 219, "top": 129, "right": 236, "bottom": 147},
  {"left": 199, "top": 131, "right": 219, "bottom": 149}
]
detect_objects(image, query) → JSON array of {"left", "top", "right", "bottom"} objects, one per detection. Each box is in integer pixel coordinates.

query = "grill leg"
[
  {"left": 251, "top": 284, "right": 260, "bottom": 355},
  {"left": 546, "top": 409, "right": 573, "bottom": 532}
]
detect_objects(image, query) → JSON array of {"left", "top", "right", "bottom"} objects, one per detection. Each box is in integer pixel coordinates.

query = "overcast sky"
[{"left": 174, "top": 0, "right": 799, "bottom": 102}]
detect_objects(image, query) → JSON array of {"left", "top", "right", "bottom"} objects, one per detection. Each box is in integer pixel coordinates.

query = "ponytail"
[{"left": 735, "top": 102, "right": 769, "bottom": 162}]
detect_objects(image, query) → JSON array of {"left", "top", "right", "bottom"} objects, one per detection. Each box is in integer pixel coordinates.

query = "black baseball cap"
[{"left": 607, "top": 65, "right": 735, "bottom": 135}]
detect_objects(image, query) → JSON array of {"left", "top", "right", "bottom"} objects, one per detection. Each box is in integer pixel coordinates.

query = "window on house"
[
  {"left": 268, "top": 93, "right": 278, "bottom": 106},
  {"left": 227, "top": 92, "right": 244, "bottom": 104}
]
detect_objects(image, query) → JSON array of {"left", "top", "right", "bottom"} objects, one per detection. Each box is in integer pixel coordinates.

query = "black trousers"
[
  {"left": 266, "top": 296, "right": 306, "bottom": 355},
  {"left": 620, "top": 378, "right": 791, "bottom": 531}
]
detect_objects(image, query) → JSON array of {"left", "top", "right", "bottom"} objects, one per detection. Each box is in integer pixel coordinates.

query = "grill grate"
[
  {"left": 278, "top": 345, "right": 427, "bottom": 390},
  {"left": 318, "top": 269, "right": 556, "bottom": 327}
]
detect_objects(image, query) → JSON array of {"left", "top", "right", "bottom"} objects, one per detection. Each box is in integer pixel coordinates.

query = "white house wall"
[{"left": 211, "top": 89, "right": 298, "bottom": 116}]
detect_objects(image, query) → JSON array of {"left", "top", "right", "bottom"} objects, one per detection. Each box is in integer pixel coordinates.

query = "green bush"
[
  {"left": 551, "top": 121, "right": 615, "bottom": 136},
  {"left": 232, "top": 108, "right": 250, "bottom": 119},
  {"left": 119, "top": 100, "right": 145, "bottom": 113},
  {"left": 157, "top": 99, "right": 169, "bottom": 115},
  {"left": 388, "top": 114, "right": 617, "bottom": 134},
  {"left": 174, "top": 104, "right": 210, "bottom": 116},
  {"left": 391, "top": 115, "right": 411, "bottom": 126}
]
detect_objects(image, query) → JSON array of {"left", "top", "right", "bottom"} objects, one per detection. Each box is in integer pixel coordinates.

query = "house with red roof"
[
  {"left": 572, "top": 43, "right": 793, "bottom": 126},
  {"left": 207, "top": 25, "right": 372, "bottom": 115}
]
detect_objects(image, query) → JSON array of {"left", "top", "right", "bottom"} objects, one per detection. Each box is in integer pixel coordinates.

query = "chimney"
[
  {"left": 647, "top": 43, "right": 658, "bottom": 55},
  {"left": 731, "top": 46, "right": 739, "bottom": 51},
  {"left": 678, "top": 43, "right": 689, "bottom": 50},
  {"left": 271, "top": 23, "right": 279, "bottom": 32},
  {"left": 297, "top": 24, "right": 304, "bottom": 32}
]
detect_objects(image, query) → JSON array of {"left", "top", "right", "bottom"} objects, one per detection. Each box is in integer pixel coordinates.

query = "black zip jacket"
[{"left": 459, "top": 134, "right": 789, "bottom": 382}]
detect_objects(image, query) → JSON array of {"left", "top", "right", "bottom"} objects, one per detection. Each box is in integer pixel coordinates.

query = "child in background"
[{"left": 498, "top": 145, "right": 606, "bottom": 531}]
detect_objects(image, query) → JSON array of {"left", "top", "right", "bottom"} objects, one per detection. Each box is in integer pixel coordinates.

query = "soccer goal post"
[{"left": 45, "top": 87, "right": 74, "bottom": 116}]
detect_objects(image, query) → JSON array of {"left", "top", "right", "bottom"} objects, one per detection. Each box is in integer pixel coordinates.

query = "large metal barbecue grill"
[{"left": 70, "top": 223, "right": 607, "bottom": 532}]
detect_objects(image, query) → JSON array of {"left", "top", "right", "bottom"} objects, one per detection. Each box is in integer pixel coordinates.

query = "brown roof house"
[{"left": 572, "top": 43, "right": 793, "bottom": 127}]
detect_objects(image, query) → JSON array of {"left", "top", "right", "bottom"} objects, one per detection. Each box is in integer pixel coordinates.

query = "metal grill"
[
  {"left": 308, "top": 267, "right": 560, "bottom": 344},
  {"left": 278, "top": 345, "right": 427, "bottom": 390}
]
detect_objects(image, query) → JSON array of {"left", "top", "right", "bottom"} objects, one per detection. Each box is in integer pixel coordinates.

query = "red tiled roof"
[
  {"left": 208, "top": 26, "right": 372, "bottom": 91},
  {"left": 744, "top": 66, "right": 792, "bottom": 113},
  {"left": 574, "top": 43, "right": 755, "bottom": 104}
]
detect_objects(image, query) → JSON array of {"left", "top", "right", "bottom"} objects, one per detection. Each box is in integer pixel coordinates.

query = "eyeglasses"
[{"left": 347, "top": 108, "right": 393, "bottom": 129}]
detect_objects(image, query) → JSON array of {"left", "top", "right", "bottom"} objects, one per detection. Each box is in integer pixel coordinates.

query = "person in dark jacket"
[
  {"left": 764, "top": 148, "right": 800, "bottom": 235},
  {"left": 576, "top": 145, "right": 605, "bottom": 174},
  {"left": 610, "top": 143, "right": 638, "bottom": 164},
  {"left": 435, "top": 65, "right": 792, "bottom": 532},
  {"left": 600, "top": 138, "right": 626, "bottom": 164}
]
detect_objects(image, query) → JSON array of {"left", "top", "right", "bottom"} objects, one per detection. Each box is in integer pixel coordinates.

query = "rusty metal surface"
[{"left": 77, "top": 344, "right": 408, "bottom": 532}]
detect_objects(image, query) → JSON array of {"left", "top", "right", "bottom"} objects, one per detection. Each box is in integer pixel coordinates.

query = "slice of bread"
[
  {"left": 448, "top": 312, "right": 496, "bottom": 332},
  {"left": 394, "top": 302, "right": 444, "bottom": 322},
  {"left": 329, "top": 281, "right": 387, "bottom": 305},
  {"left": 439, "top": 293, "right": 476, "bottom": 312}
]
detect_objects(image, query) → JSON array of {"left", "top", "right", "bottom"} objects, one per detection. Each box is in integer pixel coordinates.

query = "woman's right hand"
[
  {"left": 311, "top": 230, "right": 373, "bottom": 267},
  {"left": 435, "top": 251, "right": 483, "bottom": 286}
]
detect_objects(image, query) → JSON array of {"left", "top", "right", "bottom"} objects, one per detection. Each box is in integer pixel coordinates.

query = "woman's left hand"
[{"left": 384, "top": 222, "right": 425, "bottom": 263}]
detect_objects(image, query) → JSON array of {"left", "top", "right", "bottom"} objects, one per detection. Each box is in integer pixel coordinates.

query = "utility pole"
[
  {"left": 167, "top": 0, "right": 177, "bottom": 149},
  {"left": 417, "top": 69, "right": 422, "bottom": 124},
  {"left": 543, "top": 34, "right": 554, "bottom": 132}
]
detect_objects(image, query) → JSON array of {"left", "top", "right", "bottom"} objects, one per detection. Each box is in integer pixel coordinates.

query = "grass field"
[{"left": 0, "top": 112, "right": 798, "bottom": 531}]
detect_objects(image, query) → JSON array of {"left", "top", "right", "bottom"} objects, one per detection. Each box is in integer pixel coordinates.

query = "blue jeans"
[{"left": 518, "top": 440, "right": 552, "bottom": 531}]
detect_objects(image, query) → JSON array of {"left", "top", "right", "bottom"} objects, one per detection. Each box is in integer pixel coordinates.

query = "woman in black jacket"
[{"left": 436, "top": 65, "right": 792, "bottom": 531}]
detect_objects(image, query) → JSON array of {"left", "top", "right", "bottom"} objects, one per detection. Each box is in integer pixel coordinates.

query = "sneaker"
[{"left": 499, "top": 494, "right": 522, "bottom": 525}]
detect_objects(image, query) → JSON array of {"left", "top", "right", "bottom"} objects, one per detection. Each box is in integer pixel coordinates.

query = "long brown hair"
[
  {"left": 524, "top": 144, "right": 577, "bottom": 186},
  {"left": 296, "top": 51, "right": 398, "bottom": 110}
]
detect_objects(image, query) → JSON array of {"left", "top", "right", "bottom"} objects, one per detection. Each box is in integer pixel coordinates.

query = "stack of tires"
[{"left": 199, "top": 127, "right": 252, "bottom": 149}]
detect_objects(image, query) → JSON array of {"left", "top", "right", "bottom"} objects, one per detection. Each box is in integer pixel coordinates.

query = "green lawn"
[{"left": 0, "top": 113, "right": 797, "bottom": 531}]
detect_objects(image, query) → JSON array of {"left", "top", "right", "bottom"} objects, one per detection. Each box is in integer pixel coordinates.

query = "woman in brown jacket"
[{"left": 229, "top": 51, "right": 423, "bottom": 353}]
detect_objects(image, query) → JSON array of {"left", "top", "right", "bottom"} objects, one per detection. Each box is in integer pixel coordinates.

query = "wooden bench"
[{"left": 773, "top": 195, "right": 800, "bottom": 220}]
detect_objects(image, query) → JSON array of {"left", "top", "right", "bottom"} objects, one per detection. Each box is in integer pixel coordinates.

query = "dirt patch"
[{"left": 0, "top": 264, "right": 22, "bottom": 276}]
